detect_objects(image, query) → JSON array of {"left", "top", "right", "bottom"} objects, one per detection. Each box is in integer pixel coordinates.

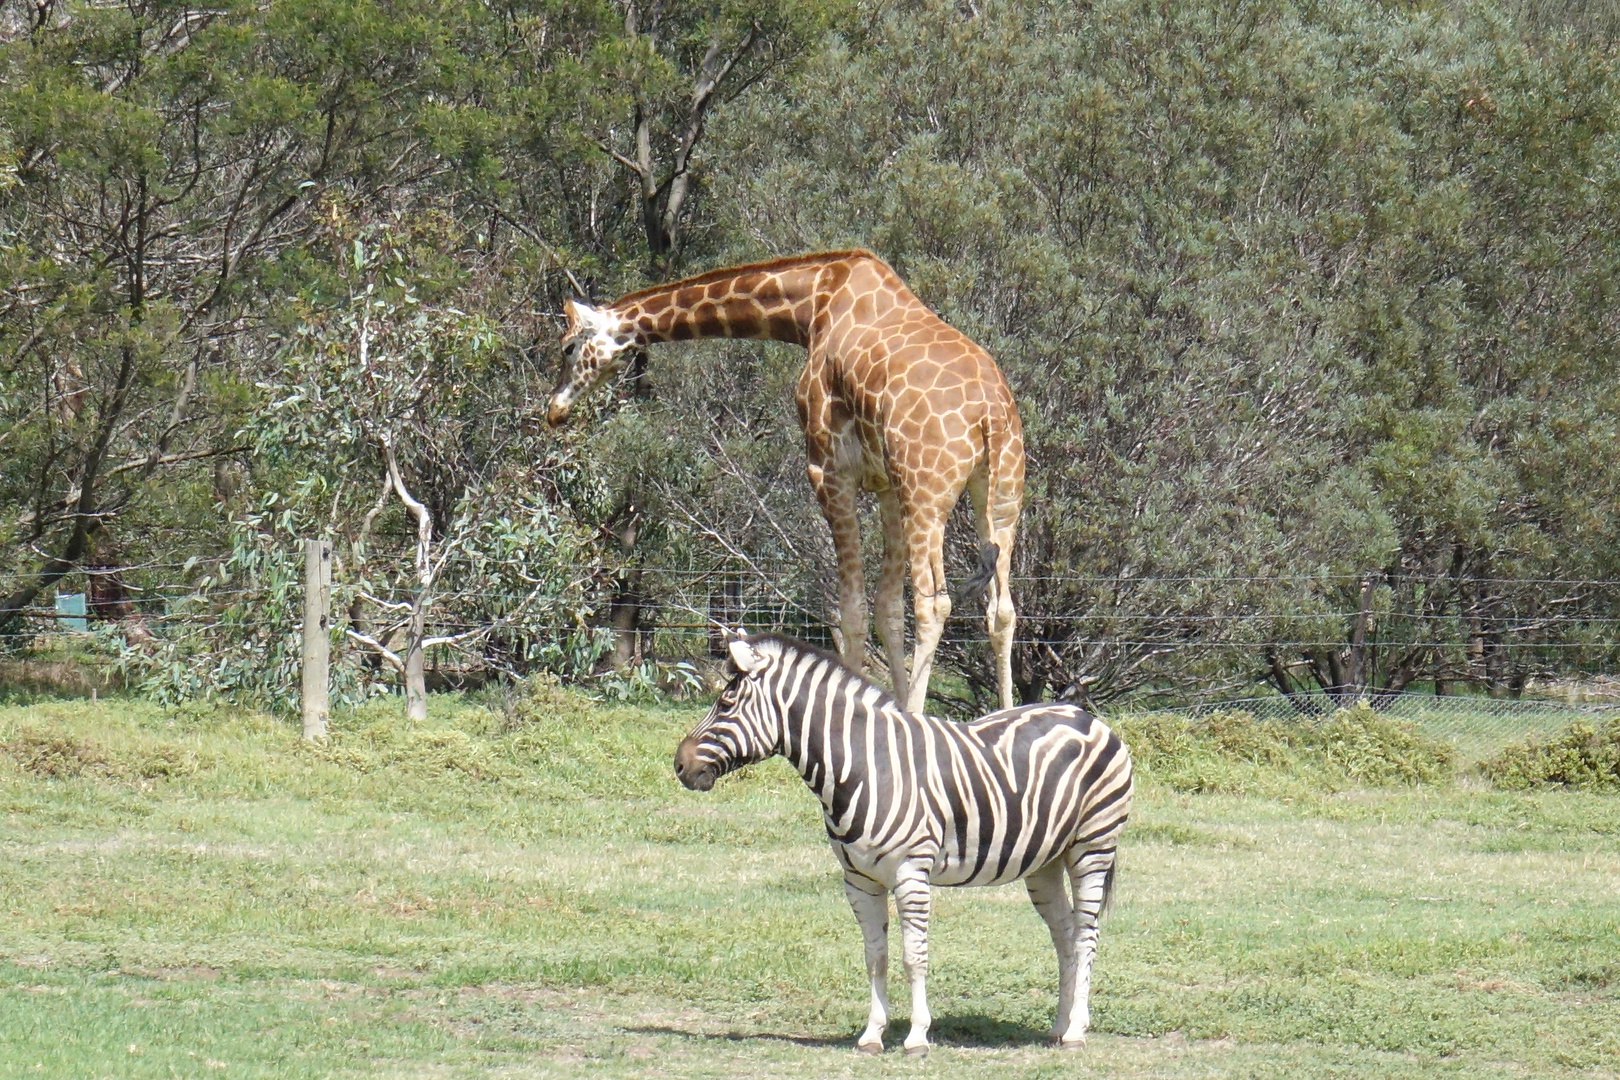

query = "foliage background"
[{"left": 2, "top": 0, "right": 1617, "bottom": 710}]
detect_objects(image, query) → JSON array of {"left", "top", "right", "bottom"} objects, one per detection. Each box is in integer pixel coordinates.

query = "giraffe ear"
[
  {"left": 562, "top": 298, "right": 584, "bottom": 336},
  {"left": 728, "top": 638, "right": 766, "bottom": 674}
]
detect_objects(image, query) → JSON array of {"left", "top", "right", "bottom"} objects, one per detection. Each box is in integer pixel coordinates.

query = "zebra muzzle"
[{"left": 674, "top": 739, "right": 716, "bottom": 792}]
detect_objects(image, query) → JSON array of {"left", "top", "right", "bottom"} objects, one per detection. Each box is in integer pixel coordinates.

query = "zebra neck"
[{"left": 773, "top": 661, "right": 894, "bottom": 811}]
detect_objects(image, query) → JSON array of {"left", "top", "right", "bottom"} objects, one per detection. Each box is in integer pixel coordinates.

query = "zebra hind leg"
[
  {"left": 1024, "top": 859, "right": 1077, "bottom": 1044},
  {"left": 1059, "top": 846, "right": 1118, "bottom": 1046},
  {"left": 843, "top": 876, "right": 890, "bottom": 1053}
]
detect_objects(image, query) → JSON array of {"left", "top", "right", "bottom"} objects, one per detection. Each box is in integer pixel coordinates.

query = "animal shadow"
[
  {"left": 627, "top": 1014, "right": 1049, "bottom": 1051},
  {"left": 624, "top": 1025, "right": 848, "bottom": 1049},
  {"left": 929, "top": 1014, "right": 1050, "bottom": 1048}
]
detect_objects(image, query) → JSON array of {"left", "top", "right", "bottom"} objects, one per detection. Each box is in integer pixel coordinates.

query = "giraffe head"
[{"left": 546, "top": 298, "right": 640, "bottom": 426}]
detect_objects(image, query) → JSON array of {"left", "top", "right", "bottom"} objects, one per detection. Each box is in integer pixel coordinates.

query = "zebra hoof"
[
  {"left": 904, "top": 1044, "right": 930, "bottom": 1058},
  {"left": 856, "top": 1041, "right": 883, "bottom": 1055}
]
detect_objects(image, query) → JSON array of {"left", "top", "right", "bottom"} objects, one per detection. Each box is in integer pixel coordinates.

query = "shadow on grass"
[
  {"left": 931, "top": 1015, "right": 1051, "bottom": 1047},
  {"left": 626, "top": 1025, "right": 850, "bottom": 1048},
  {"left": 628, "top": 1014, "right": 1050, "bottom": 1050}
]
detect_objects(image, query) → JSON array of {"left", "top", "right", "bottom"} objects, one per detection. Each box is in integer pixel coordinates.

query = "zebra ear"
[{"left": 728, "top": 638, "right": 766, "bottom": 674}]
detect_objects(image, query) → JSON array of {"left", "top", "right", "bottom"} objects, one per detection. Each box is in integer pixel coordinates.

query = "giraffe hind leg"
[
  {"left": 902, "top": 513, "right": 950, "bottom": 715},
  {"left": 967, "top": 468, "right": 1018, "bottom": 709}
]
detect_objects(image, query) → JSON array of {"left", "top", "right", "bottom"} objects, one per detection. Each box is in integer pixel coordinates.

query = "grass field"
[{"left": 1, "top": 687, "right": 1617, "bottom": 1079}]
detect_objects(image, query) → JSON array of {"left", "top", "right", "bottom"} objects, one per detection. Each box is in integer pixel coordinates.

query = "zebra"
[{"left": 674, "top": 633, "right": 1133, "bottom": 1056}]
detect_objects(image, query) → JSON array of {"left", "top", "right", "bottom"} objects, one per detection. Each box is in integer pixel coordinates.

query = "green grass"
[{"left": 1, "top": 690, "right": 1617, "bottom": 1078}]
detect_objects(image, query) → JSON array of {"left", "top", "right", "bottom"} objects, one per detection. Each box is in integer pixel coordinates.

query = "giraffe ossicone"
[{"left": 547, "top": 250, "right": 1026, "bottom": 712}]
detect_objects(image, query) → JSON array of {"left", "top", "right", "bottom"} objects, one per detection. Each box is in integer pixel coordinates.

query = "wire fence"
[
  {"left": 1100, "top": 689, "right": 1620, "bottom": 763},
  {"left": 5, "top": 554, "right": 1620, "bottom": 761}
]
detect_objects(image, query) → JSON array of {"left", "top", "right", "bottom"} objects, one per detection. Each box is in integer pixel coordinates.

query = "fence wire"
[
  {"left": 1102, "top": 689, "right": 1620, "bottom": 763},
  {"left": 6, "top": 554, "right": 1620, "bottom": 761}
]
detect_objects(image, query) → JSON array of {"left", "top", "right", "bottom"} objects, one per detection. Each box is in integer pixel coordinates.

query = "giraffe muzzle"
[{"left": 545, "top": 399, "right": 572, "bottom": 427}]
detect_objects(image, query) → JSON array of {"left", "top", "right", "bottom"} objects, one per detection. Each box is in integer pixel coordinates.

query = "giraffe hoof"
[
  {"left": 904, "top": 1044, "right": 930, "bottom": 1058},
  {"left": 1058, "top": 1035, "right": 1087, "bottom": 1050},
  {"left": 856, "top": 1041, "right": 883, "bottom": 1055}
]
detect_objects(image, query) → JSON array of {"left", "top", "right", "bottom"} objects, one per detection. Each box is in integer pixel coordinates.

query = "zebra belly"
[
  {"left": 828, "top": 834, "right": 941, "bottom": 888},
  {"left": 830, "top": 835, "right": 1073, "bottom": 889}
]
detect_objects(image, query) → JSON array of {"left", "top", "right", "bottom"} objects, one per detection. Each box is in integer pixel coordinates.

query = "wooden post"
[{"left": 301, "top": 538, "right": 332, "bottom": 739}]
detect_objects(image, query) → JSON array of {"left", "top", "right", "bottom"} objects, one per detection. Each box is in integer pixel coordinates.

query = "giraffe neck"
[{"left": 608, "top": 263, "right": 833, "bottom": 347}]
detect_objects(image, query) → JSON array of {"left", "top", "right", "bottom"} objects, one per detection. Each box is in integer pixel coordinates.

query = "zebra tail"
[
  {"left": 952, "top": 542, "right": 1000, "bottom": 604},
  {"left": 1098, "top": 856, "right": 1118, "bottom": 920}
]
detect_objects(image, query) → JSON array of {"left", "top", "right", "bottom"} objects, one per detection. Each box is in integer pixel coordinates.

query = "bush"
[
  {"left": 1111, "top": 703, "right": 1455, "bottom": 793},
  {"left": 1483, "top": 719, "right": 1620, "bottom": 791},
  {"left": 0, "top": 727, "right": 205, "bottom": 781},
  {"left": 1309, "top": 703, "right": 1456, "bottom": 787}
]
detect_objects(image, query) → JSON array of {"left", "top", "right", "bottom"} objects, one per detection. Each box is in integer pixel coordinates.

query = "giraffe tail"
[{"left": 952, "top": 542, "right": 1000, "bottom": 605}]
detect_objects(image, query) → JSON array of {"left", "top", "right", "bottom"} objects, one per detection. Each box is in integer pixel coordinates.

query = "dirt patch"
[{"left": 121, "top": 964, "right": 224, "bottom": 982}]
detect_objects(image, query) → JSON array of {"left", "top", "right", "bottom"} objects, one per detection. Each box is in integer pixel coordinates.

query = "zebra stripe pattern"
[{"left": 675, "top": 633, "right": 1133, "bottom": 1055}]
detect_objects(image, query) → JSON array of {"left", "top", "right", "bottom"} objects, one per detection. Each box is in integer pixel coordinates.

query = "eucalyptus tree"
[
  {"left": 0, "top": 0, "right": 515, "bottom": 633},
  {"left": 696, "top": 0, "right": 1620, "bottom": 705}
]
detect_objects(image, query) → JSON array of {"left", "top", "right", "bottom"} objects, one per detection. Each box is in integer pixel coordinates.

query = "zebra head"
[{"left": 675, "top": 636, "right": 782, "bottom": 792}]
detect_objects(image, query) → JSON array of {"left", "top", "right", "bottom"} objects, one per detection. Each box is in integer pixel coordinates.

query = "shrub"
[
  {"left": 1114, "top": 709, "right": 1295, "bottom": 769},
  {"left": 1110, "top": 702, "right": 1455, "bottom": 792},
  {"left": 1110, "top": 710, "right": 1310, "bottom": 795},
  {"left": 1483, "top": 719, "right": 1620, "bottom": 791},
  {"left": 1306, "top": 703, "right": 1456, "bottom": 787},
  {"left": 0, "top": 728, "right": 204, "bottom": 781}
]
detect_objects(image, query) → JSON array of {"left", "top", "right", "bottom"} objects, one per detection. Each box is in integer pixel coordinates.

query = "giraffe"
[{"left": 547, "top": 250, "right": 1025, "bottom": 713}]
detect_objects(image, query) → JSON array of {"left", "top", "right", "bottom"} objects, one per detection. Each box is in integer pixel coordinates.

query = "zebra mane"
[{"left": 747, "top": 633, "right": 901, "bottom": 709}]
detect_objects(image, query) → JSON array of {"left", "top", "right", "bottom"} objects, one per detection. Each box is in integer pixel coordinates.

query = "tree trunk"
[
  {"left": 608, "top": 570, "right": 645, "bottom": 669},
  {"left": 404, "top": 597, "right": 428, "bottom": 721},
  {"left": 601, "top": 503, "right": 645, "bottom": 669},
  {"left": 381, "top": 430, "right": 434, "bottom": 721},
  {"left": 1013, "top": 643, "right": 1046, "bottom": 705}
]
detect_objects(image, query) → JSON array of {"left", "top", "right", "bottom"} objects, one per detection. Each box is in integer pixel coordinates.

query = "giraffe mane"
[{"left": 611, "top": 250, "right": 891, "bottom": 307}]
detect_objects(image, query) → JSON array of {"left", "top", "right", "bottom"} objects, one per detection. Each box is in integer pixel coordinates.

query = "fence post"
[{"left": 301, "top": 538, "right": 332, "bottom": 739}]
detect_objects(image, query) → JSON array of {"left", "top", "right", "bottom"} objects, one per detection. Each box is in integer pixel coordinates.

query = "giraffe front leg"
[
  {"left": 874, "top": 490, "right": 909, "bottom": 704},
  {"left": 1061, "top": 847, "right": 1117, "bottom": 1047},
  {"left": 808, "top": 463, "right": 868, "bottom": 674},
  {"left": 893, "top": 873, "right": 933, "bottom": 1056},
  {"left": 844, "top": 875, "right": 890, "bottom": 1054},
  {"left": 903, "top": 514, "right": 949, "bottom": 715}
]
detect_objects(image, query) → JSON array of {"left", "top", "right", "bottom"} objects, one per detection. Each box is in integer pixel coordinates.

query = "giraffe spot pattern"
[{"left": 560, "top": 249, "right": 1025, "bottom": 713}]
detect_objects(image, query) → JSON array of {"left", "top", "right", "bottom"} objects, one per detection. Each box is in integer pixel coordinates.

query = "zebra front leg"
[
  {"left": 1024, "top": 860, "right": 1077, "bottom": 1045},
  {"left": 893, "top": 872, "right": 933, "bottom": 1055},
  {"left": 844, "top": 875, "right": 890, "bottom": 1053},
  {"left": 1061, "top": 847, "right": 1118, "bottom": 1046}
]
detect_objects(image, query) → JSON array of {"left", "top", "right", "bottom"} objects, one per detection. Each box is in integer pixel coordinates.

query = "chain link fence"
[
  {"left": 4, "top": 555, "right": 1619, "bottom": 763},
  {"left": 1103, "top": 689, "right": 1620, "bottom": 764}
]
